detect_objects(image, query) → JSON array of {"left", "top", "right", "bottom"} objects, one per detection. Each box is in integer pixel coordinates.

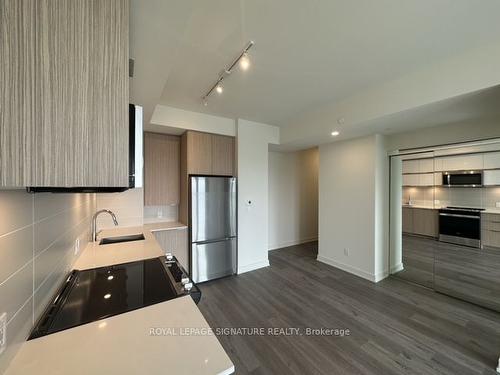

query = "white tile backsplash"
[
  {"left": 96, "top": 188, "right": 144, "bottom": 229},
  {"left": 403, "top": 185, "right": 500, "bottom": 209},
  {"left": 144, "top": 205, "right": 179, "bottom": 222},
  {"left": 0, "top": 190, "right": 95, "bottom": 372}
]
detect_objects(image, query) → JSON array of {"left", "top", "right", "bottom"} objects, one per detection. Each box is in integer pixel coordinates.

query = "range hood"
[
  {"left": 27, "top": 186, "right": 129, "bottom": 193},
  {"left": 27, "top": 105, "right": 143, "bottom": 194}
]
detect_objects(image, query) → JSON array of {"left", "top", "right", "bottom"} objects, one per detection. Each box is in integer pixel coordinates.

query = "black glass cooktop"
[{"left": 29, "top": 257, "right": 179, "bottom": 339}]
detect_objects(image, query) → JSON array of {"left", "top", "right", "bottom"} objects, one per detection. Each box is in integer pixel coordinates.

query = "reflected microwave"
[{"left": 442, "top": 171, "right": 482, "bottom": 187}]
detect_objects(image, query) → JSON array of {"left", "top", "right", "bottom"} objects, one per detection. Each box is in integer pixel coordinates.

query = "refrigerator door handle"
[{"left": 193, "top": 237, "right": 236, "bottom": 245}]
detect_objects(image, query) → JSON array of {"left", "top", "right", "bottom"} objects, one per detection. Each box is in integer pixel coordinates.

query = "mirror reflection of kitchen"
[{"left": 389, "top": 144, "right": 500, "bottom": 313}]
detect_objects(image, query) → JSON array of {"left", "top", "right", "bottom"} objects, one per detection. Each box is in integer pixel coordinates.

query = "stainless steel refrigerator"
[{"left": 189, "top": 176, "right": 237, "bottom": 283}]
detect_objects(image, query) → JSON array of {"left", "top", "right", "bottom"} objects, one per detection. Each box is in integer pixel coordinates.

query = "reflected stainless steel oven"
[{"left": 438, "top": 207, "right": 484, "bottom": 248}]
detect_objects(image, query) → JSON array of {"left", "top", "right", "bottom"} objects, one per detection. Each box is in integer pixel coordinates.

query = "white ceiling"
[{"left": 130, "top": 0, "right": 500, "bottom": 130}]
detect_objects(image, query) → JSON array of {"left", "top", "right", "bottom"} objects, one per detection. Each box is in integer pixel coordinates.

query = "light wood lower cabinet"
[
  {"left": 402, "top": 207, "right": 438, "bottom": 238},
  {"left": 153, "top": 228, "right": 189, "bottom": 271}
]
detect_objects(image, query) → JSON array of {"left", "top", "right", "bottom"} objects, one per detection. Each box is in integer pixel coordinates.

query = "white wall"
[
  {"left": 237, "top": 119, "right": 280, "bottom": 274},
  {"left": 149, "top": 105, "right": 236, "bottom": 136},
  {"left": 386, "top": 118, "right": 500, "bottom": 151},
  {"left": 268, "top": 148, "right": 318, "bottom": 250},
  {"left": 318, "top": 134, "right": 388, "bottom": 282}
]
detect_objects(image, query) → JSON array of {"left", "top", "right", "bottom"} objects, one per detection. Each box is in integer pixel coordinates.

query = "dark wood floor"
[
  {"left": 197, "top": 242, "right": 500, "bottom": 375},
  {"left": 394, "top": 234, "right": 500, "bottom": 312}
]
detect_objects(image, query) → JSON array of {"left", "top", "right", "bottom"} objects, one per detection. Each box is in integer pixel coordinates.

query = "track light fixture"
[{"left": 202, "top": 41, "right": 254, "bottom": 104}]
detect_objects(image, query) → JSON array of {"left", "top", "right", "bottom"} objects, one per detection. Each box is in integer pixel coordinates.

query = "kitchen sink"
[{"left": 99, "top": 233, "right": 145, "bottom": 245}]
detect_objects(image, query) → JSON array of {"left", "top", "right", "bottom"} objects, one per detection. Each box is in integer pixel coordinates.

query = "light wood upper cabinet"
[
  {"left": 144, "top": 133, "right": 180, "bottom": 206},
  {"left": 179, "top": 130, "right": 236, "bottom": 224},
  {"left": 211, "top": 135, "right": 235, "bottom": 176},
  {"left": 0, "top": 0, "right": 36, "bottom": 186},
  {"left": 183, "top": 131, "right": 235, "bottom": 176},
  {"left": 187, "top": 131, "right": 213, "bottom": 175},
  {"left": 0, "top": 0, "right": 129, "bottom": 187}
]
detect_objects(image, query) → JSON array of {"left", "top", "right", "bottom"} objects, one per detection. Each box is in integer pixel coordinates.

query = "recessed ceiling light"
[
  {"left": 107, "top": 275, "right": 114, "bottom": 281},
  {"left": 331, "top": 131, "right": 340, "bottom": 137},
  {"left": 104, "top": 293, "right": 111, "bottom": 299},
  {"left": 216, "top": 84, "right": 223, "bottom": 94}
]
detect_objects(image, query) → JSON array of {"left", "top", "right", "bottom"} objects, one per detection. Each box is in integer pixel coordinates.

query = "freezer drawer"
[{"left": 191, "top": 238, "right": 236, "bottom": 283}]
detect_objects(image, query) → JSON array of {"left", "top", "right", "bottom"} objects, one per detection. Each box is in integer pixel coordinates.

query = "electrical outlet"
[
  {"left": 344, "top": 248, "right": 349, "bottom": 256},
  {"left": 0, "top": 312, "right": 6, "bottom": 356},
  {"left": 74, "top": 238, "right": 80, "bottom": 255}
]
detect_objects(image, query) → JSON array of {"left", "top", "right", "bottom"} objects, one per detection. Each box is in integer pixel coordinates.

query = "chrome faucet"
[{"left": 91, "top": 209, "right": 118, "bottom": 242}]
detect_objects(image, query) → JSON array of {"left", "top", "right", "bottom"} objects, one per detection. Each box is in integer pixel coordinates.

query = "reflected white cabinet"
[
  {"left": 402, "top": 173, "right": 434, "bottom": 186},
  {"left": 435, "top": 154, "right": 483, "bottom": 172},
  {"left": 418, "top": 159, "right": 434, "bottom": 173},
  {"left": 402, "top": 160, "right": 419, "bottom": 174},
  {"left": 484, "top": 152, "right": 500, "bottom": 170},
  {"left": 402, "top": 174, "right": 419, "bottom": 186},
  {"left": 484, "top": 170, "right": 500, "bottom": 186},
  {"left": 419, "top": 173, "right": 434, "bottom": 186},
  {"left": 434, "top": 173, "right": 443, "bottom": 186},
  {"left": 402, "top": 159, "right": 434, "bottom": 174}
]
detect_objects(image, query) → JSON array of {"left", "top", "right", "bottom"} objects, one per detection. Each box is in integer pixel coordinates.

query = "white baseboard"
[
  {"left": 238, "top": 259, "right": 270, "bottom": 274},
  {"left": 268, "top": 236, "right": 318, "bottom": 251},
  {"left": 390, "top": 263, "right": 404, "bottom": 274},
  {"left": 317, "top": 255, "right": 388, "bottom": 283}
]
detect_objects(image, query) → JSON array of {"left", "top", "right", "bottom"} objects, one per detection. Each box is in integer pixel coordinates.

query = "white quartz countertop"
[
  {"left": 6, "top": 223, "right": 234, "bottom": 375},
  {"left": 402, "top": 205, "right": 500, "bottom": 214},
  {"left": 74, "top": 222, "right": 186, "bottom": 270},
  {"left": 5, "top": 296, "right": 234, "bottom": 375},
  {"left": 402, "top": 204, "right": 441, "bottom": 210}
]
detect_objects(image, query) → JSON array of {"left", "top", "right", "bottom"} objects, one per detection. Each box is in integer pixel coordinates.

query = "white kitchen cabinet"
[
  {"left": 484, "top": 170, "right": 500, "bottom": 186},
  {"left": 402, "top": 159, "right": 434, "bottom": 174},
  {"left": 418, "top": 159, "right": 434, "bottom": 173},
  {"left": 436, "top": 154, "right": 483, "bottom": 172},
  {"left": 402, "top": 173, "right": 434, "bottom": 186},
  {"left": 419, "top": 173, "right": 434, "bottom": 186},
  {"left": 402, "top": 174, "right": 419, "bottom": 186},
  {"left": 484, "top": 152, "right": 500, "bottom": 170},
  {"left": 434, "top": 172, "right": 443, "bottom": 186},
  {"left": 402, "top": 160, "right": 419, "bottom": 174}
]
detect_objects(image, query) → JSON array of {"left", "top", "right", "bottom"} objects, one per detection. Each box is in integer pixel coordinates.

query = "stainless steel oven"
[{"left": 438, "top": 207, "right": 484, "bottom": 248}]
